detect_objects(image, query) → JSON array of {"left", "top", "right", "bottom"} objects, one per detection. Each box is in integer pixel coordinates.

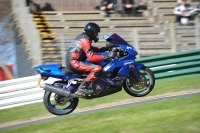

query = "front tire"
[
  {"left": 123, "top": 66, "right": 155, "bottom": 97},
  {"left": 43, "top": 91, "right": 79, "bottom": 115}
]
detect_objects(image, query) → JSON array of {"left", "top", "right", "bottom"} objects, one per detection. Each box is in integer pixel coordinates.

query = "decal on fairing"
[
  {"left": 103, "top": 60, "right": 113, "bottom": 71},
  {"left": 124, "top": 61, "right": 134, "bottom": 65},
  {"left": 126, "top": 46, "right": 133, "bottom": 49}
]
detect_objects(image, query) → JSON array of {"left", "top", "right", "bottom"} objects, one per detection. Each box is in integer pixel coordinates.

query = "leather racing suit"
[{"left": 65, "top": 32, "right": 108, "bottom": 82}]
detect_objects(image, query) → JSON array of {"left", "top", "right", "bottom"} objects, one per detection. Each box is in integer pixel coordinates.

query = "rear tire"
[
  {"left": 123, "top": 66, "right": 155, "bottom": 97},
  {"left": 43, "top": 90, "right": 79, "bottom": 115}
]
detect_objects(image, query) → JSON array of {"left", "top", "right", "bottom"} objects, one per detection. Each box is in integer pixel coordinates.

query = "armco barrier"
[
  {"left": 0, "top": 75, "right": 57, "bottom": 110},
  {"left": 136, "top": 49, "right": 200, "bottom": 79},
  {"left": 0, "top": 75, "right": 40, "bottom": 110},
  {"left": 0, "top": 49, "right": 200, "bottom": 110}
]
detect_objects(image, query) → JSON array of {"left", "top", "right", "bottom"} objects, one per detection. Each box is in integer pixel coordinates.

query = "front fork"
[{"left": 130, "top": 63, "right": 144, "bottom": 82}]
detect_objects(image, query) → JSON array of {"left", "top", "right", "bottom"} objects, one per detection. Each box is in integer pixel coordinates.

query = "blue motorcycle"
[{"left": 34, "top": 33, "right": 155, "bottom": 115}]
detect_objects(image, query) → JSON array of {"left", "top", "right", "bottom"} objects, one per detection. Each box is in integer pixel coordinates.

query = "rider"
[{"left": 65, "top": 22, "right": 115, "bottom": 96}]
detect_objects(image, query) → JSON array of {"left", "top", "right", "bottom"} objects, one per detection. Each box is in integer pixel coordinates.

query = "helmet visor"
[{"left": 94, "top": 31, "right": 100, "bottom": 43}]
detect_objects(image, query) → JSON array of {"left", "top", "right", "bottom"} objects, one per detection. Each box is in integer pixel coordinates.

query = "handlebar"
[
  {"left": 108, "top": 47, "right": 126, "bottom": 60},
  {"left": 109, "top": 47, "right": 124, "bottom": 52}
]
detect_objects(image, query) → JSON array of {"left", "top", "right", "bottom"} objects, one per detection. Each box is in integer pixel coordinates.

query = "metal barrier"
[
  {"left": 136, "top": 49, "right": 200, "bottom": 79},
  {"left": 0, "top": 75, "right": 57, "bottom": 110},
  {"left": 0, "top": 75, "right": 40, "bottom": 110},
  {"left": 0, "top": 49, "right": 200, "bottom": 110}
]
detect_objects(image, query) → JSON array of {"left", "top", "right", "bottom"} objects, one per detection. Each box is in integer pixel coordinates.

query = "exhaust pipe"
[{"left": 40, "top": 83, "right": 79, "bottom": 98}]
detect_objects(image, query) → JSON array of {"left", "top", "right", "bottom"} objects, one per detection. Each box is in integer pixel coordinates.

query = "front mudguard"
[{"left": 134, "top": 63, "right": 144, "bottom": 69}]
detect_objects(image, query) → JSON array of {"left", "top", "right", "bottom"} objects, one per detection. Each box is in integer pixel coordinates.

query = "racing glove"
[{"left": 100, "top": 47, "right": 109, "bottom": 52}]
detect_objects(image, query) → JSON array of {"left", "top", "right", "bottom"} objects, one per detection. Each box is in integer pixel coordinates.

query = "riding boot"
[{"left": 75, "top": 80, "right": 90, "bottom": 96}]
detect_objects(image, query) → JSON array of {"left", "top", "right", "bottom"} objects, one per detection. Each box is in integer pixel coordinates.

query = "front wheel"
[
  {"left": 43, "top": 91, "right": 79, "bottom": 115},
  {"left": 123, "top": 66, "right": 155, "bottom": 97}
]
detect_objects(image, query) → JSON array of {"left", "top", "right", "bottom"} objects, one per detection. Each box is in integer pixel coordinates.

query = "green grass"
[
  {"left": 0, "top": 75, "right": 200, "bottom": 124},
  {"left": 2, "top": 94, "right": 200, "bottom": 133}
]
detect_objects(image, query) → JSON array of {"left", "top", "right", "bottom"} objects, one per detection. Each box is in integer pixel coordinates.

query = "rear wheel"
[
  {"left": 123, "top": 66, "right": 155, "bottom": 97},
  {"left": 43, "top": 90, "right": 79, "bottom": 115}
]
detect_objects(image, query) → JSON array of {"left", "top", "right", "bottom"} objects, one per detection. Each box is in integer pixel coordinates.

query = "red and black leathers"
[{"left": 66, "top": 33, "right": 108, "bottom": 82}]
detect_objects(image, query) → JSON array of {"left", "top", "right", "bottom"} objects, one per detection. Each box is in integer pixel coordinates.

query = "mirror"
[{"left": 103, "top": 34, "right": 110, "bottom": 40}]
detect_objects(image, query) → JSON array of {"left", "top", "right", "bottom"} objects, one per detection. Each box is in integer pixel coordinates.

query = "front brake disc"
[{"left": 132, "top": 74, "right": 147, "bottom": 90}]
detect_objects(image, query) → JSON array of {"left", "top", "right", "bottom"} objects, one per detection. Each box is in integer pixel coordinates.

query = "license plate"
[{"left": 37, "top": 76, "right": 42, "bottom": 87}]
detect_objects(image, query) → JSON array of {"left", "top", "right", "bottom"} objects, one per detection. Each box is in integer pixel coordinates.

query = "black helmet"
[{"left": 84, "top": 22, "right": 100, "bottom": 43}]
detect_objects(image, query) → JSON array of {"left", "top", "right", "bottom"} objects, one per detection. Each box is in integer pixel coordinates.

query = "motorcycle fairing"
[
  {"left": 34, "top": 64, "right": 65, "bottom": 77},
  {"left": 98, "top": 60, "right": 131, "bottom": 86},
  {"left": 104, "top": 33, "right": 138, "bottom": 57},
  {"left": 86, "top": 85, "right": 122, "bottom": 99},
  {"left": 97, "top": 72, "right": 127, "bottom": 87},
  {"left": 119, "top": 44, "right": 138, "bottom": 58},
  {"left": 103, "top": 59, "right": 134, "bottom": 74}
]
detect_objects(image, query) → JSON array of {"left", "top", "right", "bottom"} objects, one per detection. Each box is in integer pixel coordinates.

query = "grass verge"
[
  {"left": 0, "top": 74, "right": 200, "bottom": 124},
  {"left": 2, "top": 94, "right": 200, "bottom": 133}
]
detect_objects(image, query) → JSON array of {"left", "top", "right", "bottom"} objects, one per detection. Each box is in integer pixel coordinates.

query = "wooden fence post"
[
  {"left": 195, "top": 16, "right": 200, "bottom": 49},
  {"left": 133, "top": 29, "right": 140, "bottom": 58},
  {"left": 170, "top": 21, "right": 177, "bottom": 53},
  {"left": 60, "top": 33, "right": 66, "bottom": 66}
]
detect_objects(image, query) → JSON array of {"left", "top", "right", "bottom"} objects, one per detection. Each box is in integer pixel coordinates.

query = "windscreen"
[{"left": 104, "top": 33, "right": 129, "bottom": 44}]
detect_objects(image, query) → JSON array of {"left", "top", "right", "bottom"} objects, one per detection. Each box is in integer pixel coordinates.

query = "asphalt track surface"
[{"left": 0, "top": 90, "right": 200, "bottom": 131}]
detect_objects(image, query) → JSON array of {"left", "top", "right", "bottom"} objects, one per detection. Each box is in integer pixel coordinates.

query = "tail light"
[{"left": 35, "top": 70, "right": 40, "bottom": 73}]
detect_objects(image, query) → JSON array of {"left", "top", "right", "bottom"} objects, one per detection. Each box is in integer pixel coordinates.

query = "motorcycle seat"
[
  {"left": 60, "top": 67, "right": 77, "bottom": 74},
  {"left": 60, "top": 66, "right": 88, "bottom": 76},
  {"left": 58, "top": 64, "right": 89, "bottom": 77},
  {"left": 56, "top": 64, "right": 75, "bottom": 74}
]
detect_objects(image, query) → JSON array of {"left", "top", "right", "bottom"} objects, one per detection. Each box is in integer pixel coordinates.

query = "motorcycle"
[{"left": 34, "top": 33, "right": 155, "bottom": 115}]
